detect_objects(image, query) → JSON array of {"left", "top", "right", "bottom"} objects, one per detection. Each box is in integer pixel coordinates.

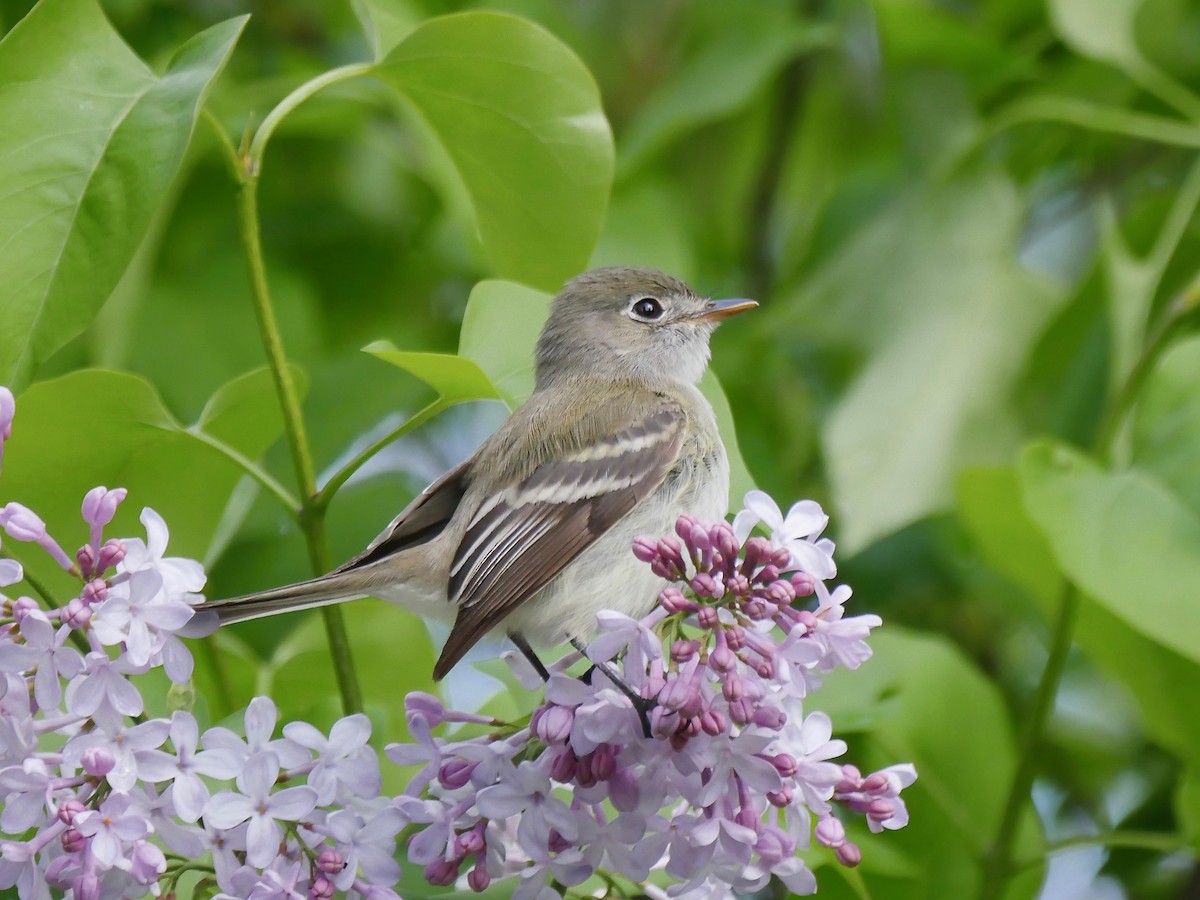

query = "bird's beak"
[{"left": 689, "top": 298, "right": 759, "bottom": 322}]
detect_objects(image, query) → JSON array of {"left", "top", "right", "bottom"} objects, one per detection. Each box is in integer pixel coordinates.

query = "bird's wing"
[
  {"left": 432, "top": 401, "right": 686, "bottom": 679},
  {"left": 331, "top": 458, "right": 472, "bottom": 574}
]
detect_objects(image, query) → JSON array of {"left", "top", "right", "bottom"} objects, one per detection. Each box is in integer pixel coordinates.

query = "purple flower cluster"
[
  {"left": 391, "top": 497, "right": 915, "bottom": 898},
  {"left": 0, "top": 491, "right": 404, "bottom": 898},
  {"left": 0, "top": 386, "right": 915, "bottom": 899}
]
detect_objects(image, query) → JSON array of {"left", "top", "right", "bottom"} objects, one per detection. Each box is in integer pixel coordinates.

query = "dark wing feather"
[
  {"left": 432, "top": 404, "right": 685, "bottom": 679},
  {"left": 331, "top": 458, "right": 471, "bottom": 574}
]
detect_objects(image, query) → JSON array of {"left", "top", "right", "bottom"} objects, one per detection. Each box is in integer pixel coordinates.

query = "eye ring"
[{"left": 630, "top": 297, "right": 664, "bottom": 320}]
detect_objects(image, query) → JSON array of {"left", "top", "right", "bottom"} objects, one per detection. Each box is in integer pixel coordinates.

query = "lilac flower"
[
  {"left": 74, "top": 792, "right": 152, "bottom": 867},
  {"left": 202, "top": 695, "right": 309, "bottom": 770},
  {"left": 0, "top": 503, "right": 74, "bottom": 573},
  {"left": 733, "top": 490, "right": 836, "bottom": 579},
  {"left": 204, "top": 751, "right": 318, "bottom": 868},
  {"left": 135, "top": 711, "right": 239, "bottom": 822},
  {"left": 383, "top": 499, "right": 915, "bottom": 897},
  {"left": 90, "top": 568, "right": 196, "bottom": 668},
  {"left": 64, "top": 717, "right": 171, "bottom": 794},
  {"left": 0, "top": 387, "right": 14, "bottom": 475},
  {"left": 282, "top": 714, "right": 380, "bottom": 804}
]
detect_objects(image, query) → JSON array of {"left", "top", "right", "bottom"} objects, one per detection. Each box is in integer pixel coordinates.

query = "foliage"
[{"left": 1, "top": 0, "right": 1199, "bottom": 896}]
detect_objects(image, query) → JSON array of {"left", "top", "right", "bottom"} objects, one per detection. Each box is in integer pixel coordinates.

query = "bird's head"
[{"left": 534, "top": 267, "right": 756, "bottom": 389}]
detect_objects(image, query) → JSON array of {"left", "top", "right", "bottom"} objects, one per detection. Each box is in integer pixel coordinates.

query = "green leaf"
[
  {"left": 364, "top": 341, "right": 501, "bottom": 404},
  {"left": 958, "top": 465, "right": 1200, "bottom": 760},
  {"left": 1048, "top": 0, "right": 1147, "bottom": 68},
  {"left": 1099, "top": 200, "right": 1157, "bottom": 396},
  {"left": 956, "top": 466, "right": 1061, "bottom": 618},
  {"left": 374, "top": 12, "right": 613, "bottom": 291},
  {"left": 813, "top": 628, "right": 1041, "bottom": 897},
  {"left": 618, "top": 12, "right": 831, "bottom": 176},
  {"left": 0, "top": 1, "right": 246, "bottom": 389},
  {"left": 458, "top": 280, "right": 755, "bottom": 508},
  {"left": 0, "top": 368, "right": 291, "bottom": 591},
  {"left": 1180, "top": 765, "right": 1200, "bottom": 850},
  {"left": 458, "top": 280, "right": 552, "bottom": 409},
  {"left": 1133, "top": 336, "right": 1200, "bottom": 516},
  {"left": 1019, "top": 439, "right": 1200, "bottom": 666},
  {"left": 351, "top": 0, "right": 420, "bottom": 60},
  {"left": 810, "top": 173, "right": 1066, "bottom": 552}
]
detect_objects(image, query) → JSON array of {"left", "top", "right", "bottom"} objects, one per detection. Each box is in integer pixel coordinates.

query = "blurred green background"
[{"left": 2, "top": 0, "right": 1200, "bottom": 897}]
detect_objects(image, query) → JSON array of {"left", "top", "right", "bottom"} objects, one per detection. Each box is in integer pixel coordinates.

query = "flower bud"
[
  {"left": 725, "top": 573, "right": 750, "bottom": 596},
  {"left": 671, "top": 639, "right": 699, "bottom": 662},
  {"left": 308, "top": 876, "right": 336, "bottom": 900},
  {"left": 75, "top": 544, "right": 96, "bottom": 578},
  {"left": 763, "top": 579, "right": 796, "bottom": 605},
  {"left": 62, "top": 598, "right": 91, "bottom": 629},
  {"left": 767, "top": 785, "right": 794, "bottom": 807},
  {"left": 815, "top": 816, "right": 846, "bottom": 848},
  {"left": 11, "top": 596, "right": 37, "bottom": 622},
  {"left": 549, "top": 749, "right": 577, "bottom": 783},
  {"left": 790, "top": 571, "right": 816, "bottom": 597},
  {"left": 424, "top": 859, "right": 459, "bottom": 887},
  {"left": 837, "top": 765, "right": 863, "bottom": 793},
  {"left": 755, "top": 564, "right": 780, "bottom": 586},
  {"left": 708, "top": 644, "right": 736, "bottom": 673},
  {"left": 316, "top": 848, "right": 345, "bottom": 875},
  {"left": 836, "top": 841, "right": 862, "bottom": 867},
  {"left": 632, "top": 535, "right": 659, "bottom": 563},
  {"left": 61, "top": 828, "right": 86, "bottom": 854},
  {"left": 722, "top": 675, "right": 743, "bottom": 702},
  {"left": 467, "top": 863, "right": 491, "bottom": 892},
  {"left": 128, "top": 840, "right": 166, "bottom": 884},
  {"left": 862, "top": 772, "right": 890, "bottom": 794},
  {"left": 690, "top": 572, "right": 720, "bottom": 598},
  {"left": 696, "top": 606, "right": 719, "bottom": 629},
  {"left": 728, "top": 697, "right": 754, "bottom": 724},
  {"left": 532, "top": 704, "right": 574, "bottom": 745},
  {"left": 768, "top": 753, "right": 798, "bottom": 777},
  {"left": 752, "top": 706, "right": 787, "bottom": 730},
  {"left": 699, "top": 708, "right": 729, "bottom": 736},
  {"left": 674, "top": 514, "right": 700, "bottom": 542},
  {"left": 658, "top": 587, "right": 692, "bottom": 614},
  {"left": 438, "top": 758, "right": 477, "bottom": 790},
  {"left": 867, "top": 798, "right": 895, "bottom": 821},
  {"left": 81, "top": 747, "right": 115, "bottom": 777},
  {"left": 81, "top": 579, "right": 107, "bottom": 605},
  {"left": 96, "top": 539, "right": 126, "bottom": 573},
  {"left": 590, "top": 744, "right": 616, "bottom": 781},
  {"left": 58, "top": 799, "right": 86, "bottom": 825},
  {"left": 456, "top": 827, "right": 485, "bottom": 856},
  {"left": 725, "top": 625, "right": 746, "bottom": 650}
]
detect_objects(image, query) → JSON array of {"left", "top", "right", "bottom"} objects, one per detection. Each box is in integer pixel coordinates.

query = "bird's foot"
[{"left": 571, "top": 638, "right": 655, "bottom": 739}]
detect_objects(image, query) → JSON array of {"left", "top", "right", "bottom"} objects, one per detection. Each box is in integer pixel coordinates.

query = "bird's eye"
[{"left": 631, "top": 297, "right": 664, "bottom": 320}]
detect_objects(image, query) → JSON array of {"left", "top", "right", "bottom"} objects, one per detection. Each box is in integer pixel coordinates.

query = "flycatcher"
[{"left": 186, "top": 267, "right": 756, "bottom": 680}]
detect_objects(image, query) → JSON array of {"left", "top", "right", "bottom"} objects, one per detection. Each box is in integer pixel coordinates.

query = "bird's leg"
[
  {"left": 509, "top": 633, "right": 550, "bottom": 682},
  {"left": 570, "top": 637, "right": 654, "bottom": 739}
]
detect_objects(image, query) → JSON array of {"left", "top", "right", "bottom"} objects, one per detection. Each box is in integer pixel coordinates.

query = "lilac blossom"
[
  {"left": 0, "top": 381, "right": 912, "bottom": 898},
  {"left": 386, "top": 500, "right": 916, "bottom": 897}
]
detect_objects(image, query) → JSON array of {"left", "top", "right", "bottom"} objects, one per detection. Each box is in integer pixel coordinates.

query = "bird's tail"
[{"left": 180, "top": 570, "right": 371, "bottom": 638}]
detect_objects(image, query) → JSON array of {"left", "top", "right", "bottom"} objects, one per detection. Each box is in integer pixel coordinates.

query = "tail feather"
[{"left": 180, "top": 572, "right": 367, "bottom": 638}]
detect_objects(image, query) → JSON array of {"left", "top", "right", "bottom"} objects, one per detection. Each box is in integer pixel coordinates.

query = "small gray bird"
[{"left": 186, "top": 267, "right": 755, "bottom": 680}]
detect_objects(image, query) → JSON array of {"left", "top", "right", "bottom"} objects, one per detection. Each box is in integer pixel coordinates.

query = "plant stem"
[
  {"left": 315, "top": 399, "right": 448, "bottom": 508},
  {"left": 980, "top": 583, "right": 1080, "bottom": 900},
  {"left": 248, "top": 64, "right": 373, "bottom": 173},
  {"left": 236, "top": 170, "right": 362, "bottom": 715},
  {"left": 185, "top": 426, "right": 301, "bottom": 514}
]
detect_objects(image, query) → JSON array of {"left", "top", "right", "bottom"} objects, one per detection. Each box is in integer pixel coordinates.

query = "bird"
[{"left": 185, "top": 267, "right": 756, "bottom": 681}]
